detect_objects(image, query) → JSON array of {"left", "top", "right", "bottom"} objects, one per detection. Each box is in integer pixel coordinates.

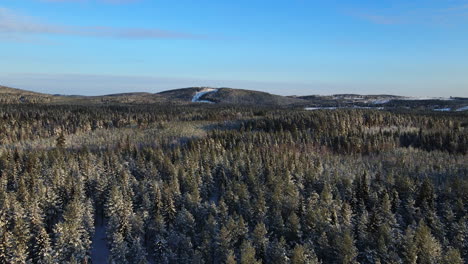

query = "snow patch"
[
  {"left": 433, "top": 108, "right": 451, "bottom": 112},
  {"left": 333, "top": 96, "right": 363, "bottom": 100},
  {"left": 372, "top": 99, "right": 391, "bottom": 104},
  {"left": 305, "top": 107, "right": 337, "bottom": 111},
  {"left": 354, "top": 106, "right": 385, "bottom": 110},
  {"left": 456, "top": 106, "right": 468, "bottom": 112},
  {"left": 192, "top": 88, "right": 219, "bottom": 103},
  {"left": 401, "top": 96, "right": 453, "bottom": 101},
  {"left": 305, "top": 106, "right": 384, "bottom": 111}
]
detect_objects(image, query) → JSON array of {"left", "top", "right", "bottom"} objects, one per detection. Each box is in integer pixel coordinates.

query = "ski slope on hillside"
[{"left": 192, "top": 88, "right": 218, "bottom": 103}]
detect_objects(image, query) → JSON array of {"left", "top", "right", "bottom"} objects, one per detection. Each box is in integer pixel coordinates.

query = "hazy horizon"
[
  {"left": 1, "top": 0, "right": 468, "bottom": 97},
  {"left": 2, "top": 73, "right": 467, "bottom": 98},
  {"left": 2, "top": 73, "right": 466, "bottom": 98}
]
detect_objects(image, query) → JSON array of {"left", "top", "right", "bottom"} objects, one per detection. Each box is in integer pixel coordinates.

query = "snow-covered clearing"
[
  {"left": 192, "top": 88, "right": 219, "bottom": 103},
  {"left": 456, "top": 106, "right": 468, "bottom": 112},
  {"left": 401, "top": 96, "right": 453, "bottom": 101},
  {"left": 433, "top": 108, "right": 451, "bottom": 112},
  {"left": 305, "top": 107, "right": 337, "bottom": 110},
  {"left": 372, "top": 99, "right": 391, "bottom": 104},
  {"left": 305, "top": 106, "right": 384, "bottom": 111}
]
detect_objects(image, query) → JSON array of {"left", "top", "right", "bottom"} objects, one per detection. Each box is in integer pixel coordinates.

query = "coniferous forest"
[{"left": 0, "top": 103, "right": 467, "bottom": 264}]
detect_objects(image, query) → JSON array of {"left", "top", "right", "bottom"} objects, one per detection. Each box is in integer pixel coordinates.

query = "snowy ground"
[
  {"left": 305, "top": 106, "right": 384, "bottom": 111},
  {"left": 192, "top": 88, "right": 218, "bottom": 103},
  {"left": 401, "top": 96, "right": 453, "bottom": 101},
  {"left": 433, "top": 108, "right": 451, "bottom": 112},
  {"left": 372, "top": 99, "right": 391, "bottom": 104},
  {"left": 91, "top": 217, "right": 109, "bottom": 264},
  {"left": 432, "top": 106, "right": 468, "bottom": 112},
  {"left": 305, "top": 107, "right": 337, "bottom": 110},
  {"left": 305, "top": 105, "right": 467, "bottom": 112},
  {"left": 456, "top": 106, "right": 468, "bottom": 111}
]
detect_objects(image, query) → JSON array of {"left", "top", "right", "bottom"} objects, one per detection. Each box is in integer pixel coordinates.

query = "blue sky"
[{"left": 1, "top": 0, "right": 467, "bottom": 96}]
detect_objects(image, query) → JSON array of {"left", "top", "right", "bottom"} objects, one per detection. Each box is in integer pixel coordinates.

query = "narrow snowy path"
[
  {"left": 91, "top": 217, "right": 110, "bottom": 264},
  {"left": 192, "top": 88, "right": 218, "bottom": 103}
]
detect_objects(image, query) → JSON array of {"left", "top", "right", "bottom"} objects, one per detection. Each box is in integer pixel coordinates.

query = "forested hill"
[
  {"left": 1, "top": 85, "right": 467, "bottom": 111},
  {"left": 0, "top": 86, "right": 43, "bottom": 95},
  {"left": 0, "top": 86, "right": 305, "bottom": 106},
  {"left": 0, "top": 86, "right": 55, "bottom": 104},
  {"left": 0, "top": 100, "right": 466, "bottom": 263}
]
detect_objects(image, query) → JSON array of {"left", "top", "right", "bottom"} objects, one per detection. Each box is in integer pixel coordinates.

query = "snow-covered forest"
[{"left": 0, "top": 103, "right": 467, "bottom": 264}]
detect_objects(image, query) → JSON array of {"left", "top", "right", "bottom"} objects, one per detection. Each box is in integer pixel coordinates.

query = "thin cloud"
[
  {"left": 0, "top": 7, "right": 202, "bottom": 40},
  {"left": 101, "top": 0, "right": 139, "bottom": 3},
  {"left": 39, "top": 0, "right": 140, "bottom": 4},
  {"left": 442, "top": 3, "right": 468, "bottom": 12},
  {"left": 348, "top": 1, "right": 468, "bottom": 26},
  {"left": 351, "top": 13, "right": 403, "bottom": 25}
]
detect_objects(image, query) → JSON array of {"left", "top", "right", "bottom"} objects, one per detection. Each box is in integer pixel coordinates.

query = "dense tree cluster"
[{"left": 0, "top": 104, "right": 466, "bottom": 263}]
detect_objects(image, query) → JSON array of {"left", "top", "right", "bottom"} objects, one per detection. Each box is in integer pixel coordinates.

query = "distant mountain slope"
[
  {"left": 0, "top": 85, "right": 55, "bottom": 103},
  {"left": 297, "top": 94, "right": 404, "bottom": 105},
  {"left": 1, "top": 85, "right": 466, "bottom": 111},
  {"left": 0, "top": 85, "right": 42, "bottom": 95},
  {"left": 158, "top": 87, "right": 202, "bottom": 102},
  {"left": 202, "top": 88, "right": 306, "bottom": 105},
  {"left": 0, "top": 85, "right": 170, "bottom": 105},
  {"left": 157, "top": 87, "right": 306, "bottom": 105},
  {"left": 86, "top": 93, "right": 167, "bottom": 104}
]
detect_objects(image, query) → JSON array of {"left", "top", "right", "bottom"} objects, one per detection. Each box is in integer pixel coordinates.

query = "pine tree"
[
  {"left": 266, "top": 237, "right": 288, "bottom": 264},
  {"left": 291, "top": 244, "right": 307, "bottom": 264},
  {"left": 29, "top": 204, "right": 54, "bottom": 264},
  {"left": 414, "top": 221, "right": 441, "bottom": 264},
  {"left": 0, "top": 213, "right": 9, "bottom": 263},
  {"left": 109, "top": 231, "right": 128, "bottom": 263},
  {"left": 355, "top": 172, "right": 369, "bottom": 208},
  {"left": 225, "top": 250, "right": 237, "bottom": 264},
  {"left": 163, "top": 195, "right": 177, "bottom": 224},
  {"left": 286, "top": 212, "right": 301, "bottom": 242},
  {"left": 401, "top": 227, "right": 417, "bottom": 264},
  {"left": 218, "top": 225, "right": 233, "bottom": 261},
  {"left": 9, "top": 209, "right": 30, "bottom": 263},
  {"left": 442, "top": 248, "right": 463, "bottom": 264},
  {"left": 128, "top": 237, "right": 148, "bottom": 264},
  {"left": 338, "top": 230, "right": 358, "bottom": 264},
  {"left": 56, "top": 132, "right": 66, "bottom": 149},
  {"left": 252, "top": 222, "right": 268, "bottom": 260},
  {"left": 53, "top": 199, "right": 92, "bottom": 263},
  {"left": 416, "top": 178, "right": 435, "bottom": 210},
  {"left": 240, "top": 240, "right": 261, "bottom": 264}
]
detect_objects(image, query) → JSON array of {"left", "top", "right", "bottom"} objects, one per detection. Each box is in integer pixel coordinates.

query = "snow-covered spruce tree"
[
  {"left": 53, "top": 198, "right": 92, "bottom": 263},
  {"left": 29, "top": 202, "right": 54, "bottom": 264},
  {"left": 414, "top": 220, "right": 442, "bottom": 264},
  {"left": 239, "top": 240, "right": 261, "bottom": 264}
]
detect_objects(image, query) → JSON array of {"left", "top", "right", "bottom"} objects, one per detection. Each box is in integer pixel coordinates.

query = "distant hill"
[
  {"left": 0, "top": 85, "right": 54, "bottom": 104},
  {"left": 157, "top": 87, "right": 306, "bottom": 105},
  {"left": 0, "top": 85, "right": 170, "bottom": 105},
  {"left": 0, "top": 85, "right": 466, "bottom": 111},
  {"left": 200, "top": 88, "right": 306, "bottom": 105},
  {"left": 0, "top": 86, "right": 42, "bottom": 95},
  {"left": 158, "top": 87, "right": 201, "bottom": 101}
]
